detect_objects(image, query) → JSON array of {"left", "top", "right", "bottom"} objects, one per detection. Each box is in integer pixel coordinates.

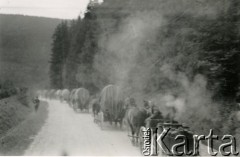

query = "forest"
[{"left": 50, "top": 0, "right": 240, "bottom": 137}]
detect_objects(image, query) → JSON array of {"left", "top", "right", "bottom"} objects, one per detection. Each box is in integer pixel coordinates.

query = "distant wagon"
[
  {"left": 73, "top": 88, "right": 90, "bottom": 112},
  {"left": 96, "top": 84, "right": 125, "bottom": 128},
  {"left": 55, "top": 90, "right": 62, "bottom": 100},
  {"left": 61, "top": 89, "right": 70, "bottom": 102}
]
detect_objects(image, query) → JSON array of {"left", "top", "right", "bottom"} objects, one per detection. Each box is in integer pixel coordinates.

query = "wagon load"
[
  {"left": 61, "top": 89, "right": 70, "bottom": 102},
  {"left": 99, "top": 84, "right": 125, "bottom": 125},
  {"left": 73, "top": 88, "right": 90, "bottom": 111}
]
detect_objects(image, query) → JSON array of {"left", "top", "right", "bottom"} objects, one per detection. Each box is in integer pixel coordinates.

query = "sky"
[{"left": 0, "top": 0, "right": 96, "bottom": 19}]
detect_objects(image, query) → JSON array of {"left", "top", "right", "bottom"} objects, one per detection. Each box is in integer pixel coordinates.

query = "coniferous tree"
[{"left": 50, "top": 21, "right": 70, "bottom": 89}]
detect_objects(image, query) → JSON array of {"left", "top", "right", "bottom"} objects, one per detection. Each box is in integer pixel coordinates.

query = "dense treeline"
[{"left": 50, "top": 0, "right": 240, "bottom": 135}]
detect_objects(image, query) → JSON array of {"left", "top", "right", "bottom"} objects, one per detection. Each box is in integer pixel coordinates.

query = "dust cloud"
[
  {"left": 151, "top": 65, "right": 221, "bottom": 133},
  {"left": 93, "top": 0, "right": 227, "bottom": 133},
  {"left": 94, "top": 11, "right": 165, "bottom": 92}
]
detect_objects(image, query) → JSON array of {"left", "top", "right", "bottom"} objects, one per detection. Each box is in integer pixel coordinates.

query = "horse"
[
  {"left": 126, "top": 105, "right": 149, "bottom": 145},
  {"left": 92, "top": 98, "right": 101, "bottom": 118}
]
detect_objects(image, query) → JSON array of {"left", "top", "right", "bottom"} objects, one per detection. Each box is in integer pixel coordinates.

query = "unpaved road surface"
[
  {"left": 24, "top": 99, "right": 214, "bottom": 156},
  {"left": 24, "top": 100, "right": 140, "bottom": 156}
]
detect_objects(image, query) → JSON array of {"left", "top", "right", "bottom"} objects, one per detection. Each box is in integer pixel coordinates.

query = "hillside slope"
[{"left": 0, "top": 14, "right": 61, "bottom": 89}]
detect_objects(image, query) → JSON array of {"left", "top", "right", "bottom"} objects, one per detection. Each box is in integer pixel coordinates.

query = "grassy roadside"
[
  {"left": 0, "top": 100, "right": 49, "bottom": 155},
  {"left": 0, "top": 95, "right": 31, "bottom": 136}
]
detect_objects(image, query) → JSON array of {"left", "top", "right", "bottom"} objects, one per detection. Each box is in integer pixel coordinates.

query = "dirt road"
[
  {"left": 23, "top": 99, "right": 215, "bottom": 156},
  {"left": 24, "top": 100, "right": 141, "bottom": 156}
]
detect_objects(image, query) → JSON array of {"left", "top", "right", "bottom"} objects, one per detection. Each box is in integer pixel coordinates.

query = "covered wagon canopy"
[
  {"left": 61, "top": 89, "right": 70, "bottom": 101},
  {"left": 100, "top": 84, "right": 124, "bottom": 119},
  {"left": 74, "top": 88, "right": 90, "bottom": 107},
  {"left": 55, "top": 89, "right": 62, "bottom": 100}
]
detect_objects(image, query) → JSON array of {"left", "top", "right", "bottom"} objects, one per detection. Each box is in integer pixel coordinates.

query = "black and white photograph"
[{"left": 0, "top": 0, "right": 240, "bottom": 156}]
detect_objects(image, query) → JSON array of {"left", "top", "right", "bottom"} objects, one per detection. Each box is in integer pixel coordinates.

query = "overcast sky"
[{"left": 0, "top": 0, "right": 94, "bottom": 19}]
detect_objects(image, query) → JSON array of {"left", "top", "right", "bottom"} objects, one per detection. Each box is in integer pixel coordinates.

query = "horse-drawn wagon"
[
  {"left": 73, "top": 88, "right": 90, "bottom": 112},
  {"left": 61, "top": 89, "right": 70, "bottom": 102},
  {"left": 95, "top": 85, "right": 126, "bottom": 129}
]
